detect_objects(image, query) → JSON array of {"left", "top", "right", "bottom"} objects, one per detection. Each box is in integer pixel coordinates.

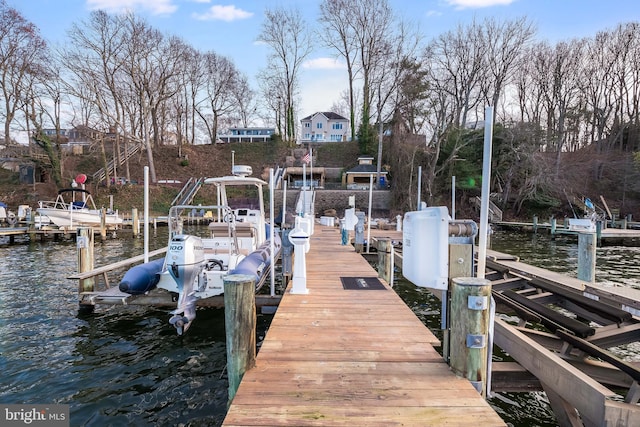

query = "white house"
[
  {"left": 217, "top": 127, "right": 275, "bottom": 143},
  {"left": 299, "top": 112, "right": 349, "bottom": 143}
]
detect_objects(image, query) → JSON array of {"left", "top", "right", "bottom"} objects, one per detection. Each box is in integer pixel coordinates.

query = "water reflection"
[
  {"left": 490, "top": 231, "right": 640, "bottom": 289},
  {"left": 0, "top": 231, "right": 240, "bottom": 426}
]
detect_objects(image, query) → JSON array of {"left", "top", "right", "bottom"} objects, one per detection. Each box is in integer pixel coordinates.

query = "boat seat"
[{"left": 208, "top": 222, "right": 255, "bottom": 238}]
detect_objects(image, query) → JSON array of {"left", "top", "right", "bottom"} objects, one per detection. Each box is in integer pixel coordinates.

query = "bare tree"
[
  {"left": 65, "top": 11, "right": 130, "bottom": 185},
  {"left": 257, "top": 6, "right": 312, "bottom": 145},
  {"left": 480, "top": 17, "right": 536, "bottom": 117},
  {"left": 530, "top": 40, "right": 585, "bottom": 174},
  {"left": 0, "top": 0, "right": 47, "bottom": 144},
  {"left": 319, "top": 0, "right": 359, "bottom": 141},
  {"left": 194, "top": 51, "right": 244, "bottom": 144}
]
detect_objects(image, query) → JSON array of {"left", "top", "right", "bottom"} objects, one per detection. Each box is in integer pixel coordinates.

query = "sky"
[{"left": 12, "top": 0, "right": 640, "bottom": 126}]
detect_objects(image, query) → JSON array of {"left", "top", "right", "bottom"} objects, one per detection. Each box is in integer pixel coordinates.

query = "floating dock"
[{"left": 222, "top": 225, "right": 505, "bottom": 426}]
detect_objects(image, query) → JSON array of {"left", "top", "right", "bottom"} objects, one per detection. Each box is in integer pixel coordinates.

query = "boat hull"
[
  {"left": 230, "top": 235, "right": 282, "bottom": 289},
  {"left": 36, "top": 208, "right": 123, "bottom": 227}
]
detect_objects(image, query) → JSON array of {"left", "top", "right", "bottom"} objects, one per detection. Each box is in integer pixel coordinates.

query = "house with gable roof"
[{"left": 299, "top": 112, "right": 349, "bottom": 143}]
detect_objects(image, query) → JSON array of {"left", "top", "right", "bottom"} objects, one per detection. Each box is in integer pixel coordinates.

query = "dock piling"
[
  {"left": 132, "top": 208, "right": 139, "bottom": 238},
  {"left": 376, "top": 238, "right": 393, "bottom": 286},
  {"left": 449, "top": 277, "right": 491, "bottom": 397},
  {"left": 100, "top": 207, "right": 107, "bottom": 241},
  {"left": 223, "top": 274, "right": 257, "bottom": 405},
  {"left": 354, "top": 211, "right": 365, "bottom": 253},
  {"left": 76, "top": 227, "right": 95, "bottom": 293},
  {"left": 577, "top": 232, "right": 596, "bottom": 282}
]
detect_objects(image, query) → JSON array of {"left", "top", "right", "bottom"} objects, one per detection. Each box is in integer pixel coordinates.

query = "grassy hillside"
[{"left": 0, "top": 140, "right": 361, "bottom": 216}]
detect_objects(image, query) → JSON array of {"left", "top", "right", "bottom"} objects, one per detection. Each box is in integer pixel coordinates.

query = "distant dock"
[
  {"left": 493, "top": 218, "right": 640, "bottom": 246},
  {"left": 0, "top": 215, "right": 173, "bottom": 244}
]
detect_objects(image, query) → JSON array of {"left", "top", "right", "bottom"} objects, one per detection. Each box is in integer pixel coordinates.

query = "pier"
[
  {"left": 493, "top": 218, "right": 640, "bottom": 245},
  {"left": 66, "top": 217, "right": 640, "bottom": 425},
  {"left": 222, "top": 225, "right": 504, "bottom": 426}
]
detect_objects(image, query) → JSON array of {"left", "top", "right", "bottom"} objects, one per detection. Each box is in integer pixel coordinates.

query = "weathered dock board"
[{"left": 223, "top": 225, "right": 505, "bottom": 426}]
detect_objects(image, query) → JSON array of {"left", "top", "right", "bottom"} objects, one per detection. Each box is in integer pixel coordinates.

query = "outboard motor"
[{"left": 166, "top": 234, "right": 205, "bottom": 335}]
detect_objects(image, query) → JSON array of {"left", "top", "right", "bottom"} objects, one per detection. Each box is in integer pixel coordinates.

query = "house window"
[
  {"left": 330, "top": 134, "right": 342, "bottom": 141},
  {"left": 332, "top": 123, "right": 343, "bottom": 130},
  {"left": 316, "top": 123, "right": 323, "bottom": 129},
  {"left": 304, "top": 133, "right": 311, "bottom": 140},
  {"left": 304, "top": 122, "right": 310, "bottom": 128}
]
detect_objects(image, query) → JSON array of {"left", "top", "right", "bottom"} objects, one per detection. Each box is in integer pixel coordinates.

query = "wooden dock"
[
  {"left": 493, "top": 220, "right": 640, "bottom": 245},
  {"left": 222, "top": 225, "right": 505, "bottom": 426}
]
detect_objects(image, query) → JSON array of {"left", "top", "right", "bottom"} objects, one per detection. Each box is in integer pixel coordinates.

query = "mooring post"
[
  {"left": 132, "top": 208, "right": 139, "bottom": 238},
  {"left": 577, "top": 232, "right": 596, "bottom": 282},
  {"left": 28, "top": 209, "right": 36, "bottom": 241},
  {"left": 376, "top": 238, "right": 393, "bottom": 286},
  {"left": 354, "top": 211, "right": 365, "bottom": 253},
  {"left": 100, "top": 207, "right": 107, "bottom": 241},
  {"left": 621, "top": 216, "right": 628, "bottom": 230},
  {"left": 340, "top": 219, "right": 348, "bottom": 245},
  {"left": 223, "top": 273, "right": 256, "bottom": 406},
  {"left": 596, "top": 220, "right": 602, "bottom": 247},
  {"left": 550, "top": 217, "right": 557, "bottom": 239},
  {"left": 449, "top": 277, "right": 491, "bottom": 397},
  {"left": 533, "top": 215, "right": 538, "bottom": 233},
  {"left": 76, "top": 226, "right": 95, "bottom": 293},
  {"left": 289, "top": 226, "right": 310, "bottom": 294}
]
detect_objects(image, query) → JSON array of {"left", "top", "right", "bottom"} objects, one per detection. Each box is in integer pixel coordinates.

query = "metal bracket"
[
  {"left": 466, "top": 334, "right": 486, "bottom": 348},
  {"left": 468, "top": 295, "right": 488, "bottom": 310}
]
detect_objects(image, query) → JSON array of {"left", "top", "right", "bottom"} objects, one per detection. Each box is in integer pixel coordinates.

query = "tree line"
[{"left": 1, "top": 0, "right": 639, "bottom": 216}]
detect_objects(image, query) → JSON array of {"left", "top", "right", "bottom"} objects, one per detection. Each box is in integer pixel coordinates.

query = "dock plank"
[{"left": 223, "top": 225, "right": 505, "bottom": 426}]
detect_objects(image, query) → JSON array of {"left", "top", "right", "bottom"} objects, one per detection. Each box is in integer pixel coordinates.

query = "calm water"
[{"left": 1, "top": 228, "right": 638, "bottom": 426}]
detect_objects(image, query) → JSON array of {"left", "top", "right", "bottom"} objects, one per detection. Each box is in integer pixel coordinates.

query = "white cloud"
[
  {"left": 302, "top": 57, "right": 347, "bottom": 70},
  {"left": 426, "top": 10, "right": 442, "bottom": 17},
  {"left": 86, "top": 0, "right": 177, "bottom": 15},
  {"left": 446, "top": 0, "right": 515, "bottom": 9},
  {"left": 192, "top": 5, "right": 253, "bottom": 21}
]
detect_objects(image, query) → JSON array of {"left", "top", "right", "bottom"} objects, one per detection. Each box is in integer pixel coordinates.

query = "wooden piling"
[
  {"left": 76, "top": 227, "right": 95, "bottom": 293},
  {"left": 577, "top": 232, "right": 596, "bottom": 282},
  {"left": 596, "top": 220, "right": 602, "bottom": 247},
  {"left": 100, "top": 207, "right": 107, "bottom": 241},
  {"left": 533, "top": 215, "right": 538, "bottom": 233},
  {"left": 550, "top": 218, "right": 557, "bottom": 239},
  {"left": 224, "top": 273, "right": 257, "bottom": 406},
  {"left": 449, "top": 277, "right": 491, "bottom": 397},
  {"left": 376, "top": 238, "right": 393, "bottom": 286},
  {"left": 28, "top": 210, "right": 36, "bottom": 240},
  {"left": 132, "top": 208, "right": 139, "bottom": 238}
]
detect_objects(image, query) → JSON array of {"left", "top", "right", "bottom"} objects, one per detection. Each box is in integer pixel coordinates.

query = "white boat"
[
  {"left": 36, "top": 188, "right": 123, "bottom": 228},
  {"left": 119, "top": 165, "right": 281, "bottom": 335}
]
